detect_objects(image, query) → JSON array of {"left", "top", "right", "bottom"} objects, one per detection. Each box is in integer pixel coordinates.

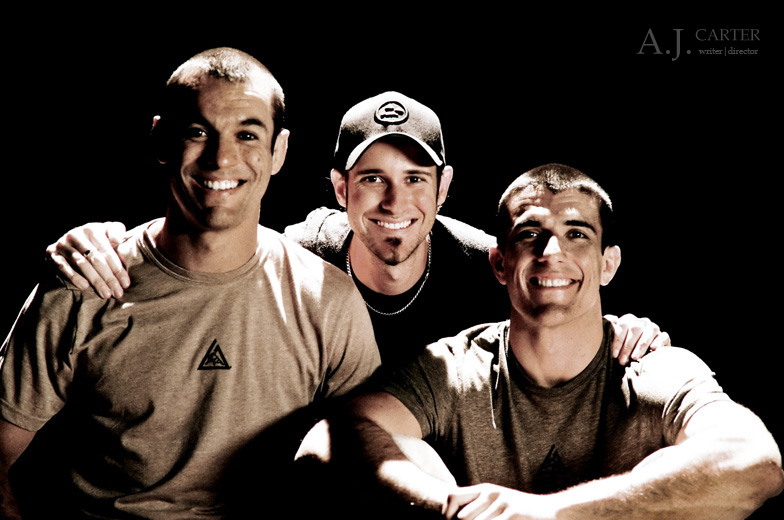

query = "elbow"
[
  {"left": 294, "top": 419, "right": 332, "bottom": 465},
  {"left": 757, "top": 437, "right": 784, "bottom": 499},
  {"left": 725, "top": 411, "right": 784, "bottom": 509},
  {"left": 741, "top": 442, "right": 784, "bottom": 512},
  {"left": 758, "top": 457, "right": 784, "bottom": 501}
]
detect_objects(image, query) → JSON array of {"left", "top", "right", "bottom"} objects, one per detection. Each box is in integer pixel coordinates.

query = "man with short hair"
[
  {"left": 284, "top": 91, "right": 511, "bottom": 366},
  {"left": 46, "top": 92, "right": 668, "bottom": 368},
  {"left": 0, "top": 47, "right": 380, "bottom": 519},
  {"left": 296, "top": 163, "right": 784, "bottom": 519}
]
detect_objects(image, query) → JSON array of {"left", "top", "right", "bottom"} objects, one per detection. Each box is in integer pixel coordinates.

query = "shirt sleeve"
[
  {"left": 631, "top": 346, "right": 732, "bottom": 445},
  {"left": 375, "top": 338, "right": 464, "bottom": 440},
  {"left": 319, "top": 279, "right": 381, "bottom": 399},
  {"left": 0, "top": 280, "right": 80, "bottom": 431}
]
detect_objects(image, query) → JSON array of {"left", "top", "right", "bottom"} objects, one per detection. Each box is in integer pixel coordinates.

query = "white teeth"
[
  {"left": 202, "top": 179, "right": 240, "bottom": 191},
  {"left": 374, "top": 220, "right": 412, "bottom": 230},
  {"left": 534, "top": 278, "right": 572, "bottom": 288}
]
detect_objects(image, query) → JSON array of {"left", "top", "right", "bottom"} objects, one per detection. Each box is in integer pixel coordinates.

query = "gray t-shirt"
[
  {"left": 379, "top": 320, "right": 730, "bottom": 493},
  {"left": 1, "top": 220, "right": 381, "bottom": 518}
]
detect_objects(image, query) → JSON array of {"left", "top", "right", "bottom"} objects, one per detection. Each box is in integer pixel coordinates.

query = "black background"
[{"left": 3, "top": 8, "right": 781, "bottom": 518}]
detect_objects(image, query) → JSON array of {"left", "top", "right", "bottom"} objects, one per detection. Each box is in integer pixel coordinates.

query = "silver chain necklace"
[{"left": 346, "top": 237, "right": 432, "bottom": 316}]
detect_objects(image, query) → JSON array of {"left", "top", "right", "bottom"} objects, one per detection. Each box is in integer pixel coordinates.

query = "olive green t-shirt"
[{"left": 380, "top": 320, "right": 730, "bottom": 493}]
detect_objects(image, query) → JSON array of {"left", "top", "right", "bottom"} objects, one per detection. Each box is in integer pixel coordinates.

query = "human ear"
[
  {"left": 600, "top": 246, "right": 622, "bottom": 286},
  {"left": 150, "top": 115, "right": 169, "bottom": 164},
  {"left": 489, "top": 246, "right": 508, "bottom": 286},
  {"left": 270, "top": 129, "right": 290, "bottom": 176},
  {"left": 436, "top": 165, "right": 454, "bottom": 206},
  {"left": 330, "top": 169, "right": 348, "bottom": 208}
]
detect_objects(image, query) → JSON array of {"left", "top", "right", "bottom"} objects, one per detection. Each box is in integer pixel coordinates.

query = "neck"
[
  {"left": 348, "top": 236, "right": 429, "bottom": 296},
  {"left": 151, "top": 214, "right": 259, "bottom": 273},
  {"left": 507, "top": 308, "right": 605, "bottom": 388}
]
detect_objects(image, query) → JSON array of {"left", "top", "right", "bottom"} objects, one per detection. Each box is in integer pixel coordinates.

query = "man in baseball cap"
[{"left": 287, "top": 91, "right": 505, "bottom": 367}]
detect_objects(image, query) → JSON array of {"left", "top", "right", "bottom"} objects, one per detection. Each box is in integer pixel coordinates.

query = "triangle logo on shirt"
[
  {"left": 533, "top": 444, "right": 566, "bottom": 493},
  {"left": 198, "top": 339, "right": 231, "bottom": 370}
]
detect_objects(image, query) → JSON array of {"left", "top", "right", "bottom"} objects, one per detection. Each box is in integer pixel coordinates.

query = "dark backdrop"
[{"left": 3, "top": 9, "right": 780, "bottom": 518}]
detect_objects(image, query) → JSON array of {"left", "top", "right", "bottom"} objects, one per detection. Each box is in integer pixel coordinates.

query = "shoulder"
[
  {"left": 434, "top": 215, "right": 496, "bottom": 254},
  {"left": 625, "top": 346, "right": 735, "bottom": 445},
  {"left": 385, "top": 323, "right": 506, "bottom": 405},
  {"left": 425, "top": 322, "right": 507, "bottom": 369},
  {"left": 258, "top": 225, "right": 358, "bottom": 293},
  {"left": 116, "top": 219, "right": 156, "bottom": 269},
  {"left": 283, "top": 207, "right": 350, "bottom": 255},
  {"left": 632, "top": 346, "right": 715, "bottom": 378},
  {"left": 260, "top": 225, "right": 339, "bottom": 268},
  {"left": 625, "top": 346, "right": 726, "bottom": 403},
  {"left": 432, "top": 216, "right": 496, "bottom": 273},
  {"left": 10, "top": 270, "right": 109, "bottom": 342}
]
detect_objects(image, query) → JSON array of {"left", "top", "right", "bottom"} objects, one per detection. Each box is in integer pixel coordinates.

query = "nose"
[
  {"left": 215, "top": 136, "right": 240, "bottom": 168},
  {"left": 201, "top": 136, "right": 240, "bottom": 170},
  {"left": 541, "top": 235, "right": 563, "bottom": 257},
  {"left": 380, "top": 182, "right": 407, "bottom": 213}
]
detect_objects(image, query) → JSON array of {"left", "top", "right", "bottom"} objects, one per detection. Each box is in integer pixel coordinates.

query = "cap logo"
[{"left": 375, "top": 101, "right": 408, "bottom": 125}]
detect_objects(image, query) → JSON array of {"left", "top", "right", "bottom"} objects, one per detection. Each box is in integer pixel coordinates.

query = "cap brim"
[{"left": 344, "top": 132, "right": 444, "bottom": 170}]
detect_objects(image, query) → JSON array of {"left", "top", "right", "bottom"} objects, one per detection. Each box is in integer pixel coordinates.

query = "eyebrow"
[
  {"left": 512, "top": 219, "right": 597, "bottom": 234},
  {"left": 187, "top": 117, "right": 268, "bottom": 130},
  {"left": 240, "top": 118, "right": 266, "bottom": 128},
  {"left": 354, "top": 167, "right": 436, "bottom": 177},
  {"left": 565, "top": 219, "right": 597, "bottom": 233}
]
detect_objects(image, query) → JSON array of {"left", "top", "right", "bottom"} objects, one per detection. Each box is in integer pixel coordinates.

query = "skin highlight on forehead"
[{"left": 509, "top": 188, "right": 601, "bottom": 232}]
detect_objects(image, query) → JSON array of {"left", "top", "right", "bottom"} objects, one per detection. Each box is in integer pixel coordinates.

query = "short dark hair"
[
  {"left": 156, "top": 47, "right": 286, "bottom": 148},
  {"left": 494, "top": 163, "right": 615, "bottom": 251}
]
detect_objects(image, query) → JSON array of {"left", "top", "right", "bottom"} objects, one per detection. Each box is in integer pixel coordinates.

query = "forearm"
[
  {"left": 297, "top": 416, "right": 454, "bottom": 515},
  {"left": 544, "top": 431, "right": 783, "bottom": 519},
  {"left": 0, "top": 420, "right": 37, "bottom": 520},
  {"left": 339, "top": 416, "right": 454, "bottom": 512},
  {"left": 0, "top": 470, "right": 22, "bottom": 520}
]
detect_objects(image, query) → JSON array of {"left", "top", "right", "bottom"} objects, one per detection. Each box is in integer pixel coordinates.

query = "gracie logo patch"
[
  {"left": 198, "top": 339, "right": 231, "bottom": 370},
  {"left": 375, "top": 101, "right": 408, "bottom": 125}
]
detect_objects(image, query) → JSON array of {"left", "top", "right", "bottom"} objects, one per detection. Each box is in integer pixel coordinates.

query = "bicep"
[
  {"left": 676, "top": 400, "right": 777, "bottom": 447},
  {"left": 349, "top": 391, "right": 423, "bottom": 439}
]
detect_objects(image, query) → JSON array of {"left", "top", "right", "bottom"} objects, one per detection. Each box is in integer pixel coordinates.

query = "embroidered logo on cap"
[{"left": 375, "top": 101, "right": 408, "bottom": 125}]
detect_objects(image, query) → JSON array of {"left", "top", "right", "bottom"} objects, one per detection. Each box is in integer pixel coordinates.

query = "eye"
[
  {"left": 510, "top": 229, "right": 538, "bottom": 244},
  {"left": 359, "top": 175, "right": 383, "bottom": 183},
  {"left": 567, "top": 229, "right": 589, "bottom": 240},
  {"left": 237, "top": 131, "right": 259, "bottom": 141},
  {"left": 184, "top": 126, "right": 208, "bottom": 140}
]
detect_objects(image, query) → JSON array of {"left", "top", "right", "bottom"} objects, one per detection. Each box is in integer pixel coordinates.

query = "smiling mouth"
[
  {"left": 530, "top": 277, "right": 576, "bottom": 288},
  {"left": 372, "top": 219, "right": 413, "bottom": 230},
  {"left": 197, "top": 178, "right": 245, "bottom": 191}
]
